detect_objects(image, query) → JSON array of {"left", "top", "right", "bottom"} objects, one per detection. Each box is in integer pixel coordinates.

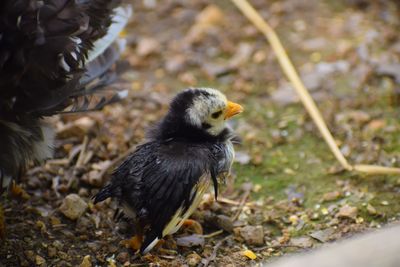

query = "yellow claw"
[
  {"left": 127, "top": 235, "right": 143, "bottom": 251},
  {"left": 182, "top": 219, "right": 203, "bottom": 235}
]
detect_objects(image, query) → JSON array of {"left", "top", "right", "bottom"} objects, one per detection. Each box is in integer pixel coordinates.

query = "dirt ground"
[{"left": 1, "top": 0, "right": 400, "bottom": 266}]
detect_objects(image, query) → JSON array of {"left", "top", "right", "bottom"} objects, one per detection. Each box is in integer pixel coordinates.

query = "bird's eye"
[{"left": 211, "top": 110, "right": 222, "bottom": 119}]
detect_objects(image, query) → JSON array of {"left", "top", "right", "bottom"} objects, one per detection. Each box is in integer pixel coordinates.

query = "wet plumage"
[{"left": 94, "top": 88, "right": 243, "bottom": 254}]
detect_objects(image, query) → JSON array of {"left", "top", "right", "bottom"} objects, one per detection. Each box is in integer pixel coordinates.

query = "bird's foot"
[
  {"left": 126, "top": 234, "right": 143, "bottom": 251},
  {"left": 182, "top": 219, "right": 203, "bottom": 235}
]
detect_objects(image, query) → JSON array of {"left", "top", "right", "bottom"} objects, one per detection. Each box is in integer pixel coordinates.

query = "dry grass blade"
[{"left": 230, "top": 0, "right": 400, "bottom": 175}]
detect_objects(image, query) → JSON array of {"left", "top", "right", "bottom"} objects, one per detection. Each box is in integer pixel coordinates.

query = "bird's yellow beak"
[{"left": 224, "top": 101, "right": 244, "bottom": 119}]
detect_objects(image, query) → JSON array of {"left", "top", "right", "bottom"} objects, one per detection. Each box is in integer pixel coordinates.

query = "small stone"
[
  {"left": 80, "top": 255, "right": 92, "bottom": 267},
  {"left": 289, "top": 215, "right": 299, "bottom": 225},
  {"left": 81, "top": 170, "right": 102, "bottom": 187},
  {"left": 381, "top": 201, "right": 389, "bottom": 206},
  {"left": 239, "top": 225, "right": 264, "bottom": 246},
  {"left": 336, "top": 205, "right": 358, "bottom": 220},
  {"left": 136, "top": 37, "right": 160, "bottom": 57},
  {"left": 186, "top": 252, "right": 202, "bottom": 267},
  {"left": 176, "top": 234, "right": 205, "bottom": 247},
  {"left": 24, "top": 250, "right": 35, "bottom": 262},
  {"left": 310, "top": 228, "right": 335, "bottom": 243},
  {"left": 59, "top": 194, "right": 88, "bottom": 220},
  {"left": 116, "top": 252, "right": 129, "bottom": 263},
  {"left": 367, "top": 204, "right": 377, "bottom": 215},
  {"left": 215, "top": 215, "right": 234, "bottom": 233},
  {"left": 35, "top": 255, "right": 46, "bottom": 266},
  {"left": 47, "top": 246, "right": 57, "bottom": 258},
  {"left": 322, "top": 191, "right": 341, "bottom": 202},
  {"left": 290, "top": 236, "right": 314, "bottom": 248}
]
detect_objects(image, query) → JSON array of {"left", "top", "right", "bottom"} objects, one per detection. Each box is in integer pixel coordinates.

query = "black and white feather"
[
  {"left": 94, "top": 88, "right": 242, "bottom": 254},
  {"left": 0, "top": 0, "right": 131, "bottom": 189}
]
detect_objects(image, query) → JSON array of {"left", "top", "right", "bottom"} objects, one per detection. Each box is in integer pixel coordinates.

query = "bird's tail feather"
[{"left": 141, "top": 232, "right": 160, "bottom": 255}]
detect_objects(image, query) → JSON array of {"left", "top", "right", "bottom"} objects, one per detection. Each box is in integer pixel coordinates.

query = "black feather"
[{"left": 0, "top": 0, "right": 130, "bottom": 182}]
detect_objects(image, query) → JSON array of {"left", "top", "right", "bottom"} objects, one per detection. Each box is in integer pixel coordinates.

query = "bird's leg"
[
  {"left": 126, "top": 222, "right": 144, "bottom": 251},
  {"left": 182, "top": 219, "right": 203, "bottom": 235},
  {"left": 128, "top": 234, "right": 143, "bottom": 251}
]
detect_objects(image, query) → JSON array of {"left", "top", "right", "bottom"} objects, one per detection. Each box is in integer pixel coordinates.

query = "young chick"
[{"left": 94, "top": 88, "right": 243, "bottom": 254}]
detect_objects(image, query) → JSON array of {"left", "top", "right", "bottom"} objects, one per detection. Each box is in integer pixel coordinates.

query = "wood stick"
[{"left": 230, "top": 0, "right": 400, "bottom": 175}]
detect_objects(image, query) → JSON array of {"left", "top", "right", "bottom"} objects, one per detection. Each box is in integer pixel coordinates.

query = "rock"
[
  {"left": 366, "top": 119, "right": 386, "bottom": 132},
  {"left": 290, "top": 236, "right": 314, "bottom": 248},
  {"left": 59, "top": 194, "right": 88, "bottom": 220},
  {"left": 176, "top": 234, "right": 205, "bottom": 247},
  {"left": 271, "top": 83, "right": 299, "bottom": 106},
  {"left": 185, "top": 5, "right": 225, "bottom": 44},
  {"left": 116, "top": 252, "right": 129, "bottom": 263},
  {"left": 196, "top": 5, "right": 224, "bottom": 26},
  {"left": 366, "top": 204, "right": 377, "bottom": 215},
  {"left": 186, "top": 252, "right": 202, "bottom": 267},
  {"left": 165, "top": 55, "right": 187, "bottom": 74},
  {"left": 229, "top": 42, "right": 254, "bottom": 68},
  {"left": 81, "top": 170, "right": 102, "bottom": 187},
  {"left": 35, "top": 255, "right": 46, "bottom": 266},
  {"left": 215, "top": 214, "right": 234, "bottom": 233},
  {"left": 376, "top": 63, "right": 400, "bottom": 83},
  {"left": 239, "top": 225, "right": 264, "bottom": 246},
  {"left": 336, "top": 205, "right": 358, "bottom": 220},
  {"left": 310, "top": 228, "right": 335, "bottom": 243},
  {"left": 47, "top": 246, "right": 57, "bottom": 258},
  {"left": 136, "top": 37, "right": 160, "bottom": 57},
  {"left": 322, "top": 191, "right": 342, "bottom": 202},
  {"left": 24, "top": 250, "right": 35, "bottom": 262},
  {"left": 79, "top": 255, "right": 92, "bottom": 267}
]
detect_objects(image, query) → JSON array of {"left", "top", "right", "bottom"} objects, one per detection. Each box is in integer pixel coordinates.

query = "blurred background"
[{"left": 2, "top": 0, "right": 400, "bottom": 266}]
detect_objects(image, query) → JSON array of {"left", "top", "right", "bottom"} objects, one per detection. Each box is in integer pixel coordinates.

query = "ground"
[{"left": 1, "top": 0, "right": 400, "bottom": 266}]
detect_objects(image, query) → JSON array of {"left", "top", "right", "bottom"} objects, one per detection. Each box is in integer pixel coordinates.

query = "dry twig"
[
  {"left": 202, "top": 236, "right": 231, "bottom": 267},
  {"left": 230, "top": 0, "right": 400, "bottom": 175}
]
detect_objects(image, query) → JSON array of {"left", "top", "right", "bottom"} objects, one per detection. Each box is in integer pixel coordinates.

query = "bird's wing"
[{"left": 137, "top": 142, "right": 218, "bottom": 253}]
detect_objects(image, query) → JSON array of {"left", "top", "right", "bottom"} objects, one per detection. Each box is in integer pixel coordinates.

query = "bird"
[
  {"left": 94, "top": 87, "right": 243, "bottom": 254},
  {"left": 0, "top": 0, "right": 131, "bottom": 236}
]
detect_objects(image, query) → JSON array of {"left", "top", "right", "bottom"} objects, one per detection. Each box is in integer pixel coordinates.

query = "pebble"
[
  {"left": 116, "top": 252, "right": 129, "bottom": 263},
  {"left": 186, "top": 252, "right": 202, "bottom": 266},
  {"left": 24, "top": 250, "right": 35, "bottom": 262},
  {"left": 35, "top": 255, "right": 46, "bottom": 266},
  {"left": 136, "top": 37, "right": 160, "bottom": 57},
  {"left": 367, "top": 204, "right": 377, "bottom": 215},
  {"left": 79, "top": 255, "right": 92, "bottom": 267},
  {"left": 215, "top": 214, "right": 234, "bottom": 233},
  {"left": 323, "top": 191, "right": 342, "bottom": 202},
  {"left": 59, "top": 194, "right": 88, "bottom": 220},
  {"left": 336, "top": 205, "right": 358, "bottom": 220},
  {"left": 239, "top": 225, "right": 264, "bottom": 246},
  {"left": 290, "top": 236, "right": 314, "bottom": 248},
  {"left": 310, "top": 228, "right": 335, "bottom": 243},
  {"left": 47, "top": 246, "right": 57, "bottom": 258}
]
